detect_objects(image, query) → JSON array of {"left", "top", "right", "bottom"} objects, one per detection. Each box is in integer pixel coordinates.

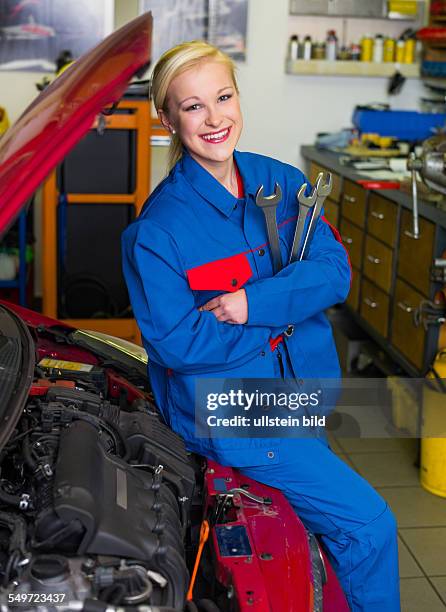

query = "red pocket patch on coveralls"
[{"left": 187, "top": 253, "right": 253, "bottom": 293}]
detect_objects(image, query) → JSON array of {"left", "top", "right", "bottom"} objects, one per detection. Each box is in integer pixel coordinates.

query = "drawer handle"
[
  {"left": 403, "top": 229, "right": 420, "bottom": 240},
  {"left": 371, "top": 211, "right": 384, "bottom": 220},
  {"left": 366, "top": 254, "right": 381, "bottom": 265},
  {"left": 344, "top": 194, "right": 356, "bottom": 203},
  {"left": 341, "top": 235, "right": 353, "bottom": 244},
  {"left": 364, "top": 297, "right": 378, "bottom": 309},
  {"left": 397, "top": 301, "right": 413, "bottom": 313}
]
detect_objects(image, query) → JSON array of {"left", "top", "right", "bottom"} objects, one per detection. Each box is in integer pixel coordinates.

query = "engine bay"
[{"left": 0, "top": 342, "right": 198, "bottom": 611}]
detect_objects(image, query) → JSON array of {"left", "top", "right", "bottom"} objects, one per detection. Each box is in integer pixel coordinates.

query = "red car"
[{"left": 0, "top": 13, "right": 349, "bottom": 612}]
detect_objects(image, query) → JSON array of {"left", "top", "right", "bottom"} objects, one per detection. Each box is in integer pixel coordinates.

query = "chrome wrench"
[
  {"left": 298, "top": 172, "right": 333, "bottom": 261},
  {"left": 255, "top": 182, "right": 283, "bottom": 274},
  {"left": 288, "top": 175, "right": 320, "bottom": 265}
]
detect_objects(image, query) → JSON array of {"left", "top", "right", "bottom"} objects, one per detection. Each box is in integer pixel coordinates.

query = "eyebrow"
[{"left": 178, "top": 86, "right": 234, "bottom": 107}]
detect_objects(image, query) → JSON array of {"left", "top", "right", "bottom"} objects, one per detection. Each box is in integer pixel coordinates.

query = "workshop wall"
[
  {"left": 236, "top": 0, "right": 426, "bottom": 168},
  {"left": 0, "top": 0, "right": 428, "bottom": 161}
]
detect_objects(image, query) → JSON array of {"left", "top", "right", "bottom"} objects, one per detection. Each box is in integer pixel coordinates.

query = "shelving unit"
[
  {"left": 286, "top": 59, "right": 420, "bottom": 77},
  {"left": 289, "top": 0, "right": 423, "bottom": 21},
  {"left": 41, "top": 99, "right": 150, "bottom": 344}
]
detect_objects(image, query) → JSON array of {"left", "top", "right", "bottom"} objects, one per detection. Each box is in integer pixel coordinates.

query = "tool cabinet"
[{"left": 302, "top": 145, "right": 446, "bottom": 376}]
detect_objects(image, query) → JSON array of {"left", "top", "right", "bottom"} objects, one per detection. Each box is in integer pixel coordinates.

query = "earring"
[{"left": 171, "top": 128, "right": 176, "bottom": 135}]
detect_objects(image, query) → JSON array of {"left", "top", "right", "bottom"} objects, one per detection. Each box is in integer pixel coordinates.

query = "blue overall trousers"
[
  {"left": 242, "top": 343, "right": 401, "bottom": 611},
  {"left": 122, "top": 148, "right": 400, "bottom": 611}
]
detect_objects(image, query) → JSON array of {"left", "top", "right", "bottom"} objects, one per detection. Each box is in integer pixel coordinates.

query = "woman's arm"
[{"left": 122, "top": 219, "right": 271, "bottom": 374}]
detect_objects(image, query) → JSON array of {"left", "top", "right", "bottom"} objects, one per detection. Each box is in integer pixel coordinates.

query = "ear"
[{"left": 158, "top": 109, "right": 175, "bottom": 134}]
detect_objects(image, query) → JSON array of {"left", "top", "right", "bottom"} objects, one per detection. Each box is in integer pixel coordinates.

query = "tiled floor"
[{"left": 329, "top": 435, "right": 446, "bottom": 611}]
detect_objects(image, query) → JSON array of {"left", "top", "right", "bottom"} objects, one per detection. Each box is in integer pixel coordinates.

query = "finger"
[
  {"left": 202, "top": 297, "right": 221, "bottom": 311},
  {"left": 211, "top": 307, "right": 233, "bottom": 321}
]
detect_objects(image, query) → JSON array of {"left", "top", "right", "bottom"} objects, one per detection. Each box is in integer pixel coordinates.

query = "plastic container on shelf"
[
  {"left": 422, "top": 60, "right": 446, "bottom": 77},
  {"left": 312, "top": 43, "right": 325, "bottom": 59},
  {"left": 352, "top": 108, "right": 446, "bottom": 141},
  {"left": 350, "top": 43, "right": 361, "bottom": 61}
]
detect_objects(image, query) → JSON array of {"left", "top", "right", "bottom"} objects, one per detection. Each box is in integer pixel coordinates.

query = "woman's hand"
[{"left": 200, "top": 289, "right": 248, "bottom": 324}]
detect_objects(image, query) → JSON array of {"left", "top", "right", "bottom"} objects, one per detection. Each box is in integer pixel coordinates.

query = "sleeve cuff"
[{"left": 245, "top": 282, "right": 263, "bottom": 326}]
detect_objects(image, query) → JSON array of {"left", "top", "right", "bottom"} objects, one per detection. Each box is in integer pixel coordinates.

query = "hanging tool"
[
  {"left": 288, "top": 176, "right": 319, "bottom": 265},
  {"left": 292, "top": 172, "right": 333, "bottom": 263},
  {"left": 255, "top": 183, "right": 283, "bottom": 274}
]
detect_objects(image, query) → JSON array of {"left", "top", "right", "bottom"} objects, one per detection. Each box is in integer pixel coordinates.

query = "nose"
[{"left": 205, "top": 104, "right": 223, "bottom": 128}]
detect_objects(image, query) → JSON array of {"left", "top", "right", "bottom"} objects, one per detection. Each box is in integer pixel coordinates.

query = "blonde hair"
[{"left": 151, "top": 40, "right": 239, "bottom": 172}]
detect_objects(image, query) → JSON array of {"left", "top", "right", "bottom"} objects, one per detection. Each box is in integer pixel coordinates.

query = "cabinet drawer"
[
  {"left": 346, "top": 267, "right": 360, "bottom": 311},
  {"left": 360, "top": 278, "right": 390, "bottom": 338},
  {"left": 323, "top": 198, "right": 339, "bottom": 227},
  {"left": 309, "top": 162, "right": 341, "bottom": 202},
  {"left": 363, "top": 235, "right": 393, "bottom": 293},
  {"left": 367, "top": 193, "right": 398, "bottom": 248},
  {"left": 342, "top": 180, "right": 367, "bottom": 228},
  {"left": 397, "top": 209, "right": 435, "bottom": 297},
  {"left": 340, "top": 218, "right": 364, "bottom": 269},
  {"left": 391, "top": 278, "right": 427, "bottom": 371}
]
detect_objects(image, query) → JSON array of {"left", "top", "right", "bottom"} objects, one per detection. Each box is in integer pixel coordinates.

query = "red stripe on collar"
[{"left": 235, "top": 162, "right": 244, "bottom": 198}]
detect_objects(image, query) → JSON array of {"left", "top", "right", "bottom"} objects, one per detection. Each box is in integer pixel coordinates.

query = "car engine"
[{"left": 0, "top": 365, "right": 197, "bottom": 612}]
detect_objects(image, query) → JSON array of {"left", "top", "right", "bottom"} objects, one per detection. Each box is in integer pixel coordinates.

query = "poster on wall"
[
  {"left": 139, "top": 0, "right": 248, "bottom": 63},
  {"left": 0, "top": 0, "right": 114, "bottom": 72}
]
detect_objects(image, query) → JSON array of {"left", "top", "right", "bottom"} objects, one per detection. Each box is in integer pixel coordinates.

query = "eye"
[
  {"left": 184, "top": 103, "right": 202, "bottom": 112},
  {"left": 218, "top": 93, "right": 232, "bottom": 102}
]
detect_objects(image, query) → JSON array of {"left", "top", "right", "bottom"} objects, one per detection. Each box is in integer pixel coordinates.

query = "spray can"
[
  {"left": 288, "top": 34, "right": 299, "bottom": 61},
  {"left": 384, "top": 37, "right": 396, "bottom": 62},
  {"left": 360, "top": 35, "right": 374, "bottom": 61},
  {"left": 303, "top": 35, "right": 312, "bottom": 60},
  {"left": 373, "top": 34, "right": 384, "bottom": 62},
  {"left": 404, "top": 38, "right": 415, "bottom": 63},
  {"left": 326, "top": 30, "right": 338, "bottom": 61},
  {"left": 396, "top": 38, "right": 405, "bottom": 63}
]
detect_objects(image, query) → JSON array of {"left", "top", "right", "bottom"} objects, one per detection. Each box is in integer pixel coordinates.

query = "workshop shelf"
[{"left": 286, "top": 59, "right": 420, "bottom": 77}]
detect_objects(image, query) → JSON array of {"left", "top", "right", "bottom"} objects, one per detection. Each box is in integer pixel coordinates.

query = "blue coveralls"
[{"left": 122, "top": 148, "right": 400, "bottom": 611}]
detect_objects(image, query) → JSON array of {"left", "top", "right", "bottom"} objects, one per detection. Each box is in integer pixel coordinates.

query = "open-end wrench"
[
  {"left": 299, "top": 172, "right": 333, "bottom": 261},
  {"left": 288, "top": 174, "right": 321, "bottom": 265},
  {"left": 255, "top": 183, "right": 283, "bottom": 274}
]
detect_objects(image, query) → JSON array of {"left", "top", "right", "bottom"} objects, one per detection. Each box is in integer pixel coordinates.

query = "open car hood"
[{"left": 0, "top": 12, "right": 152, "bottom": 235}]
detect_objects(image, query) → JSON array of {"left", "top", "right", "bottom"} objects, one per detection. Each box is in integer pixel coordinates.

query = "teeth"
[{"left": 202, "top": 128, "right": 229, "bottom": 141}]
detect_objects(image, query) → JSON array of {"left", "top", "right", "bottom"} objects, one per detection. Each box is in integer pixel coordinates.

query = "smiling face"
[{"left": 158, "top": 59, "right": 243, "bottom": 174}]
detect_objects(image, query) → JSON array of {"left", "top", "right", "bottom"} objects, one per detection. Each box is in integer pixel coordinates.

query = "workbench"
[{"left": 301, "top": 145, "right": 446, "bottom": 377}]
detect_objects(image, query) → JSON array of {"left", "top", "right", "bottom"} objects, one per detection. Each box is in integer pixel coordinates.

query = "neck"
[{"left": 189, "top": 152, "right": 238, "bottom": 197}]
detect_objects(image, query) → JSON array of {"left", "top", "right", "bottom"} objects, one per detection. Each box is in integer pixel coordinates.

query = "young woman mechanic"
[{"left": 122, "top": 41, "right": 400, "bottom": 611}]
